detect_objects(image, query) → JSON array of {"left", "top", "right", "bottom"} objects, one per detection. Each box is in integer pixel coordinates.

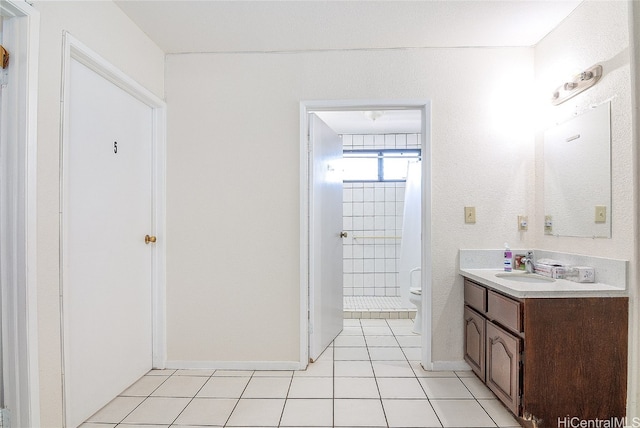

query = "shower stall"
[{"left": 341, "top": 133, "right": 422, "bottom": 318}]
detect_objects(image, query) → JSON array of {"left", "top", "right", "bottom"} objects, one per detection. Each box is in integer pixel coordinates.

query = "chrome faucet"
[{"left": 524, "top": 251, "right": 535, "bottom": 274}]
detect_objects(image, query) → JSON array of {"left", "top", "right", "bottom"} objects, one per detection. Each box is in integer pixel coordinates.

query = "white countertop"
[{"left": 459, "top": 268, "right": 627, "bottom": 298}]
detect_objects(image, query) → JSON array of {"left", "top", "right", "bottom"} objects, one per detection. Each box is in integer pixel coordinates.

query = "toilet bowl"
[
  {"left": 408, "top": 267, "right": 422, "bottom": 334},
  {"left": 409, "top": 288, "right": 422, "bottom": 334}
]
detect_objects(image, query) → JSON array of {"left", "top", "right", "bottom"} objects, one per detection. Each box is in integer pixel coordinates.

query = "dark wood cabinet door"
[
  {"left": 464, "top": 306, "right": 485, "bottom": 380},
  {"left": 486, "top": 321, "right": 521, "bottom": 415}
]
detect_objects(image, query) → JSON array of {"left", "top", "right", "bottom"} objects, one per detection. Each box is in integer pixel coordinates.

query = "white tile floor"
[{"left": 81, "top": 319, "right": 521, "bottom": 428}]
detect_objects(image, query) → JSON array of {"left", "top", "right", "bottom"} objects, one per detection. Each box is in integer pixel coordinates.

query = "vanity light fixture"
[{"left": 551, "top": 64, "right": 602, "bottom": 106}]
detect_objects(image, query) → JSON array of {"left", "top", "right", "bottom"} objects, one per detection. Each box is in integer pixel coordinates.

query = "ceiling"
[
  {"left": 115, "top": 0, "right": 582, "bottom": 134},
  {"left": 315, "top": 110, "right": 422, "bottom": 134},
  {"left": 115, "top": 1, "right": 582, "bottom": 54}
]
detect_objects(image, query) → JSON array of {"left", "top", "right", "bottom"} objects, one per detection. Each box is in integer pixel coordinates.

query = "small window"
[
  {"left": 343, "top": 149, "right": 421, "bottom": 182},
  {"left": 342, "top": 151, "right": 379, "bottom": 181}
]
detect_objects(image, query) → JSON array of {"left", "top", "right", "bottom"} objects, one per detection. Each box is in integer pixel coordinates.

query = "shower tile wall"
[{"left": 342, "top": 133, "right": 421, "bottom": 298}]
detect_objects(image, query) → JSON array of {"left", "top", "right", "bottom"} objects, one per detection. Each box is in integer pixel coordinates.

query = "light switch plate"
[
  {"left": 595, "top": 205, "right": 606, "bottom": 223},
  {"left": 464, "top": 207, "right": 476, "bottom": 224},
  {"left": 544, "top": 215, "right": 553, "bottom": 234}
]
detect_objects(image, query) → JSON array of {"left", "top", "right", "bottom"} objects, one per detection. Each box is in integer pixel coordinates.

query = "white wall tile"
[
  {"left": 363, "top": 259, "right": 375, "bottom": 272},
  {"left": 363, "top": 135, "right": 374, "bottom": 147},
  {"left": 352, "top": 217, "right": 364, "bottom": 230},
  {"left": 363, "top": 202, "right": 374, "bottom": 215},
  {"left": 343, "top": 202, "right": 352, "bottom": 216},
  {"left": 352, "top": 188, "right": 364, "bottom": 202},
  {"left": 395, "top": 134, "right": 407, "bottom": 147},
  {"left": 353, "top": 274, "right": 364, "bottom": 287},
  {"left": 363, "top": 188, "right": 374, "bottom": 202},
  {"left": 361, "top": 245, "right": 373, "bottom": 259},
  {"left": 384, "top": 135, "right": 395, "bottom": 147}
]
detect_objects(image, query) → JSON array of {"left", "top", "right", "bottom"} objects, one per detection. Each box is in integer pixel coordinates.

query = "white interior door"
[
  {"left": 309, "top": 114, "right": 343, "bottom": 361},
  {"left": 62, "top": 57, "right": 155, "bottom": 428}
]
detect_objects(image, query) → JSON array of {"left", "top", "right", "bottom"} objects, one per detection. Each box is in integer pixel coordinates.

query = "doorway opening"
[
  {"left": 0, "top": 1, "right": 39, "bottom": 426},
  {"left": 300, "top": 100, "right": 432, "bottom": 369},
  {"left": 315, "top": 110, "right": 422, "bottom": 318}
]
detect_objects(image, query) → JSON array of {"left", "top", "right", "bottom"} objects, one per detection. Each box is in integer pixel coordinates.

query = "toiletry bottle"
[{"left": 504, "top": 243, "right": 513, "bottom": 272}]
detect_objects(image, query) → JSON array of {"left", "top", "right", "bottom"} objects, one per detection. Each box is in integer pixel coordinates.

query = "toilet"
[{"left": 408, "top": 267, "right": 422, "bottom": 335}]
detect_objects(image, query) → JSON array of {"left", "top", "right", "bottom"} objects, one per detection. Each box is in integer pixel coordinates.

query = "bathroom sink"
[{"left": 495, "top": 272, "right": 556, "bottom": 283}]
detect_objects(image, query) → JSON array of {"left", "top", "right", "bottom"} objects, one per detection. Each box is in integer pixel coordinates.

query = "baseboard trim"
[
  {"left": 431, "top": 360, "right": 472, "bottom": 371},
  {"left": 164, "top": 360, "right": 304, "bottom": 371}
]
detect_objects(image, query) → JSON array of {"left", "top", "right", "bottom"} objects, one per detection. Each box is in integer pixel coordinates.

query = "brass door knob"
[{"left": 145, "top": 235, "right": 157, "bottom": 244}]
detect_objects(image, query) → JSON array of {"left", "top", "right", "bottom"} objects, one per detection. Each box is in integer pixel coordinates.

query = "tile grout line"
[
  {"left": 456, "top": 372, "right": 501, "bottom": 428},
  {"left": 111, "top": 369, "right": 177, "bottom": 426},
  {"left": 102, "top": 321, "right": 500, "bottom": 428},
  {"left": 368, "top": 319, "right": 391, "bottom": 428},
  {"left": 386, "top": 318, "right": 445, "bottom": 428},
  {"left": 223, "top": 371, "right": 258, "bottom": 427},
  {"left": 165, "top": 371, "right": 217, "bottom": 427},
  {"left": 276, "top": 369, "right": 296, "bottom": 428}
]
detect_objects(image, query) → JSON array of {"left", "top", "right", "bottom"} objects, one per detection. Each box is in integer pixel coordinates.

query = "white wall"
[
  {"left": 31, "top": 1, "right": 164, "bottom": 425},
  {"left": 534, "top": 0, "right": 637, "bottom": 418},
  {"left": 165, "top": 47, "right": 535, "bottom": 365}
]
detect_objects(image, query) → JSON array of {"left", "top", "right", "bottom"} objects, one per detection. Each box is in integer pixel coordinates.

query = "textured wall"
[
  {"left": 534, "top": 0, "right": 636, "bottom": 417},
  {"left": 164, "top": 47, "right": 535, "bottom": 365},
  {"left": 32, "top": 2, "right": 164, "bottom": 425}
]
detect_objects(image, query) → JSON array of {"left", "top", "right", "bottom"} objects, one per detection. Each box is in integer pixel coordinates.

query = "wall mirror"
[{"left": 543, "top": 102, "right": 611, "bottom": 238}]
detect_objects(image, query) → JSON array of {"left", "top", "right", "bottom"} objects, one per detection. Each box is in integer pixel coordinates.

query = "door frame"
[
  {"left": 59, "top": 33, "right": 167, "bottom": 424},
  {"left": 299, "top": 99, "right": 433, "bottom": 369},
  {"left": 0, "top": 1, "right": 40, "bottom": 426}
]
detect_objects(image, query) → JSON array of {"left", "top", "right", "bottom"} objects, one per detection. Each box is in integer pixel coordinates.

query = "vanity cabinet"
[{"left": 463, "top": 277, "right": 628, "bottom": 428}]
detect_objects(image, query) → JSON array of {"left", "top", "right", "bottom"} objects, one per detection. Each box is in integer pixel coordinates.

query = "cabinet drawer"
[
  {"left": 464, "top": 279, "right": 486, "bottom": 313},
  {"left": 487, "top": 290, "right": 522, "bottom": 333}
]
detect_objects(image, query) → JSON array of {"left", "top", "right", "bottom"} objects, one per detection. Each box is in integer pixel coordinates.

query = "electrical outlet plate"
[
  {"left": 544, "top": 215, "right": 553, "bottom": 234},
  {"left": 518, "top": 215, "right": 528, "bottom": 231},
  {"left": 595, "top": 205, "right": 606, "bottom": 223},
  {"left": 464, "top": 206, "right": 476, "bottom": 224}
]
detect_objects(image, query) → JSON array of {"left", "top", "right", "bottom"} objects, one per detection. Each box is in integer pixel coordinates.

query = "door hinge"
[{"left": 1, "top": 45, "right": 9, "bottom": 69}]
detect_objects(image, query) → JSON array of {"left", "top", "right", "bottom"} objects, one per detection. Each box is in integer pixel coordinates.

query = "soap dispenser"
[{"left": 504, "top": 243, "right": 513, "bottom": 272}]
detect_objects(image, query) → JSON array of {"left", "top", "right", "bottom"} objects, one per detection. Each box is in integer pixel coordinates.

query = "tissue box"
[
  {"left": 534, "top": 265, "right": 566, "bottom": 279},
  {"left": 565, "top": 267, "right": 595, "bottom": 283}
]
